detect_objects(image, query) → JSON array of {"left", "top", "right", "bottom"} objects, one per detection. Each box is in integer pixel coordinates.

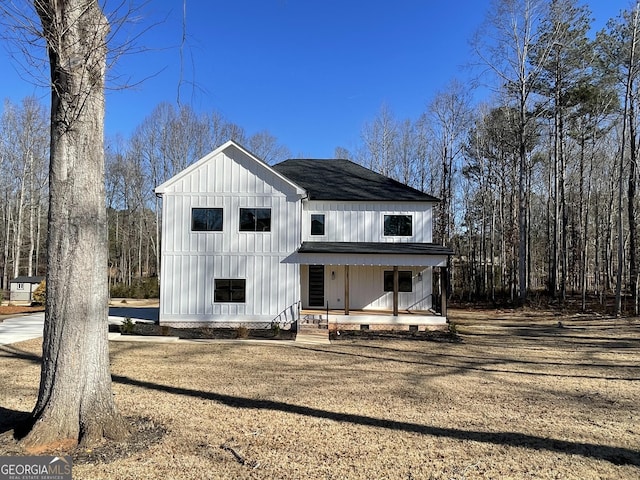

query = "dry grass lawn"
[{"left": 1, "top": 308, "right": 639, "bottom": 479}]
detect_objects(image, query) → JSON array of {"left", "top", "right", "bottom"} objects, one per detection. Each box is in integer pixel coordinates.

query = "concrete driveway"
[
  {"left": 0, "top": 307, "right": 158, "bottom": 346},
  {"left": 0, "top": 313, "right": 47, "bottom": 346}
]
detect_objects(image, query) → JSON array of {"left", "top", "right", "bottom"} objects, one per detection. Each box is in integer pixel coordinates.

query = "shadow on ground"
[{"left": 108, "top": 307, "right": 158, "bottom": 322}]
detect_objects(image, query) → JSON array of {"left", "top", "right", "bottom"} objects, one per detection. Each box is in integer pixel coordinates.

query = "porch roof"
[
  {"left": 298, "top": 242, "right": 453, "bottom": 255},
  {"left": 283, "top": 242, "right": 453, "bottom": 267}
]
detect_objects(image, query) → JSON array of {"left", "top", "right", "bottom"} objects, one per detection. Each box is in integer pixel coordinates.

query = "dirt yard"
[{"left": 0, "top": 308, "right": 638, "bottom": 479}]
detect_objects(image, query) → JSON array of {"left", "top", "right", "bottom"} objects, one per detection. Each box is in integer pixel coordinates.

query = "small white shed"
[{"left": 9, "top": 276, "right": 45, "bottom": 303}]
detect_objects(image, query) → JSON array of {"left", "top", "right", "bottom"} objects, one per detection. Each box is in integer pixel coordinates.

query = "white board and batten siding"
[
  {"left": 156, "top": 142, "right": 305, "bottom": 326},
  {"left": 298, "top": 200, "right": 439, "bottom": 313},
  {"left": 301, "top": 200, "right": 434, "bottom": 243}
]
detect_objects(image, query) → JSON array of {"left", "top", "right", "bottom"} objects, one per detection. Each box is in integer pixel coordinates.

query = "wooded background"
[{"left": 1, "top": 0, "right": 639, "bottom": 314}]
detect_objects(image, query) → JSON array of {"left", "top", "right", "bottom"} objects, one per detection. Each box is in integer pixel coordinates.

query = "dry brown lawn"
[
  {"left": 0, "top": 305, "right": 44, "bottom": 318},
  {"left": 1, "top": 308, "right": 639, "bottom": 479}
]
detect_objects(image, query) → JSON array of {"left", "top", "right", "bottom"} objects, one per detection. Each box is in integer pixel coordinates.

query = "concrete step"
[
  {"left": 298, "top": 324, "right": 328, "bottom": 331},
  {"left": 295, "top": 326, "right": 331, "bottom": 345}
]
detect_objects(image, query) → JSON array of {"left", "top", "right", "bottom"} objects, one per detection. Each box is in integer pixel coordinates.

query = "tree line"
[
  {"left": 338, "top": 0, "right": 640, "bottom": 315},
  {"left": 0, "top": 99, "right": 292, "bottom": 295},
  {"left": 1, "top": 0, "right": 639, "bottom": 315}
]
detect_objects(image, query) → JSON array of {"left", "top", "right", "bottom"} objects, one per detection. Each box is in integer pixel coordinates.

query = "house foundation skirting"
[
  {"left": 327, "top": 314, "right": 446, "bottom": 332},
  {"left": 159, "top": 314, "right": 295, "bottom": 329},
  {"left": 160, "top": 320, "right": 296, "bottom": 329}
]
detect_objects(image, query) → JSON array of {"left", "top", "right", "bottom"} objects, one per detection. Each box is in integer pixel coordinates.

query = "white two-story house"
[{"left": 155, "top": 140, "right": 453, "bottom": 330}]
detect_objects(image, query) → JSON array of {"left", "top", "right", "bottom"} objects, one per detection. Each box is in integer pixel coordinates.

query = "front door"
[{"left": 308, "top": 265, "right": 325, "bottom": 307}]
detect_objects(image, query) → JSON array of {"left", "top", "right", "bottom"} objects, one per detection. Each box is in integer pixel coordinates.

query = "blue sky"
[{"left": 0, "top": 0, "right": 629, "bottom": 158}]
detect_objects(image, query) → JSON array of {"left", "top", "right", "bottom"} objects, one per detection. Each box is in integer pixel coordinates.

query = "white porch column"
[
  {"left": 393, "top": 266, "right": 399, "bottom": 316},
  {"left": 344, "top": 264, "right": 350, "bottom": 315}
]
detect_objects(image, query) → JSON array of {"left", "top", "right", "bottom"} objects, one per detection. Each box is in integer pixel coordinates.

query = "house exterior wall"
[
  {"left": 301, "top": 264, "right": 433, "bottom": 311},
  {"left": 298, "top": 200, "right": 437, "bottom": 313},
  {"left": 158, "top": 146, "right": 302, "bottom": 325},
  {"left": 301, "top": 200, "right": 433, "bottom": 243}
]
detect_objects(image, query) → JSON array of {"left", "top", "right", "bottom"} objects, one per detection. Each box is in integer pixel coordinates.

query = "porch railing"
[{"left": 272, "top": 300, "right": 301, "bottom": 329}]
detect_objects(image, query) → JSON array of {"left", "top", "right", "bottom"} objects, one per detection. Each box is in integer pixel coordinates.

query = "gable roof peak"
[{"left": 154, "top": 140, "right": 305, "bottom": 196}]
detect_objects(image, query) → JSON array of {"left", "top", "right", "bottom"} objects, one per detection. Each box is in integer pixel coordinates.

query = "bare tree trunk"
[
  {"left": 12, "top": 160, "right": 27, "bottom": 278},
  {"left": 491, "top": 196, "right": 497, "bottom": 302},
  {"left": 578, "top": 133, "right": 586, "bottom": 309},
  {"left": 595, "top": 191, "right": 602, "bottom": 303},
  {"left": 558, "top": 99, "right": 568, "bottom": 304},
  {"left": 615, "top": 153, "right": 624, "bottom": 316},
  {"left": 628, "top": 89, "right": 638, "bottom": 315},
  {"left": 2, "top": 201, "right": 11, "bottom": 288},
  {"left": 138, "top": 211, "right": 143, "bottom": 277},
  {"left": 23, "top": 0, "right": 129, "bottom": 451},
  {"left": 546, "top": 134, "right": 554, "bottom": 295},
  {"left": 518, "top": 105, "right": 528, "bottom": 303},
  {"left": 606, "top": 170, "right": 616, "bottom": 294},
  {"left": 615, "top": 7, "right": 640, "bottom": 316},
  {"left": 35, "top": 202, "right": 42, "bottom": 275},
  {"left": 27, "top": 162, "right": 35, "bottom": 276}
]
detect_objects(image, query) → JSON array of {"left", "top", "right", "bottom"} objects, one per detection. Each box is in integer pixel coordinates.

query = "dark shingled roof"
[
  {"left": 273, "top": 159, "right": 440, "bottom": 202},
  {"left": 10, "top": 276, "right": 44, "bottom": 284},
  {"left": 298, "top": 242, "right": 454, "bottom": 256}
]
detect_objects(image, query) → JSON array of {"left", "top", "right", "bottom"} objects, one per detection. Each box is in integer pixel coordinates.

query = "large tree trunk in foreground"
[{"left": 23, "top": 0, "right": 129, "bottom": 452}]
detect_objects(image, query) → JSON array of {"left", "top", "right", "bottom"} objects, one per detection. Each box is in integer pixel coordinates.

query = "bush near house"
[{"left": 31, "top": 280, "right": 46, "bottom": 306}]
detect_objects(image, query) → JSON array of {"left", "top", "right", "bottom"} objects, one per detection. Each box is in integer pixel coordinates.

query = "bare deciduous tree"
[{"left": 11, "top": 0, "right": 130, "bottom": 450}]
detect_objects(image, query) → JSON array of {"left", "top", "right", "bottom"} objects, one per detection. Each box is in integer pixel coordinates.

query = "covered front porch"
[{"left": 286, "top": 242, "right": 454, "bottom": 330}]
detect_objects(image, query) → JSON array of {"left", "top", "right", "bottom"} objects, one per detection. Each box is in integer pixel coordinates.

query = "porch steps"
[
  {"left": 295, "top": 323, "right": 331, "bottom": 345},
  {"left": 301, "top": 313, "right": 325, "bottom": 325}
]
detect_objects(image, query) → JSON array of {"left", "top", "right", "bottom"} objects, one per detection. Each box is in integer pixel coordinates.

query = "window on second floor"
[
  {"left": 311, "top": 214, "right": 325, "bottom": 235},
  {"left": 192, "top": 208, "right": 223, "bottom": 231},
  {"left": 384, "top": 214, "right": 412, "bottom": 236},
  {"left": 383, "top": 271, "right": 413, "bottom": 292},
  {"left": 239, "top": 208, "right": 271, "bottom": 232}
]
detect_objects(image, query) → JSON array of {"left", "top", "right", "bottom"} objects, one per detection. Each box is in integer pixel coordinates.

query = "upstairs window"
[
  {"left": 239, "top": 208, "right": 271, "bottom": 232},
  {"left": 311, "top": 214, "right": 325, "bottom": 236},
  {"left": 192, "top": 208, "right": 223, "bottom": 231},
  {"left": 384, "top": 214, "right": 412, "bottom": 236},
  {"left": 214, "top": 279, "right": 246, "bottom": 303},
  {"left": 383, "top": 271, "right": 413, "bottom": 292}
]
